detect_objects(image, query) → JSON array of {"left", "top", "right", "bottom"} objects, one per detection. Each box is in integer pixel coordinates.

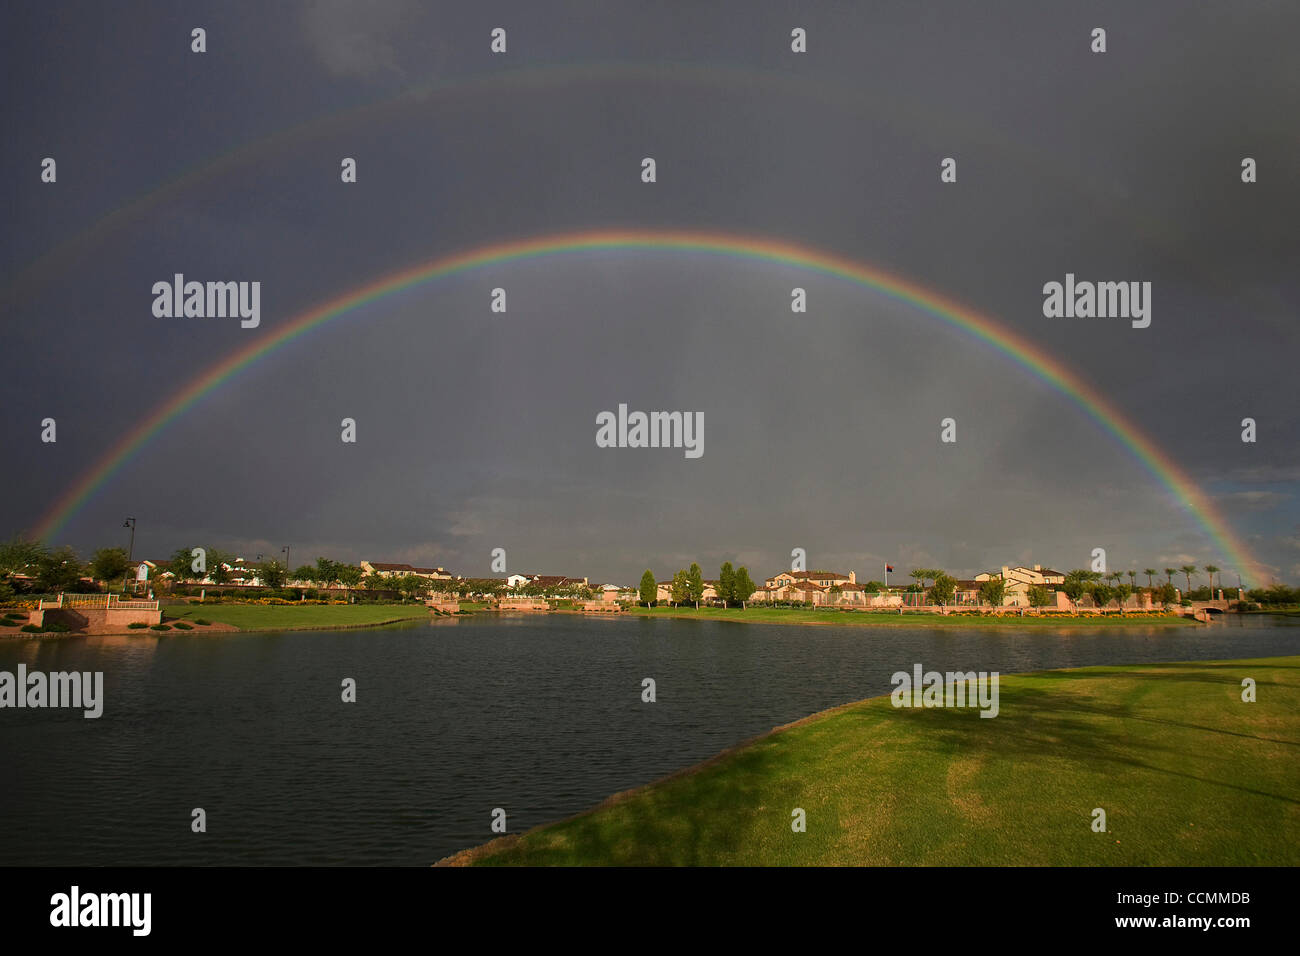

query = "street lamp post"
[
  {"left": 282, "top": 546, "right": 290, "bottom": 576},
  {"left": 122, "top": 517, "right": 136, "bottom": 592}
]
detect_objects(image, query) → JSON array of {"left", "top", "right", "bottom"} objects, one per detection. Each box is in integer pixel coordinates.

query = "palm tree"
[
  {"left": 1179, "top": 565, "right": 1197, "bottom": 593},
  {"left": 1164, "top": 568, "right": 1176, "bottom": 586},
  {"left": 1205, "top": 564, "right": 1220, "bottom": 595},
  {"left": 1127, "top": 570, "right": 1137, "bottom": 588},
  {"left": 1144, "top": 568, "right": 1157, "bottom": 589}
]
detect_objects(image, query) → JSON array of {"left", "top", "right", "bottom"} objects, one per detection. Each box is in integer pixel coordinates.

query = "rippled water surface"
[{"left": 2, "top": 613, "right": 1296, "bottom": 865}]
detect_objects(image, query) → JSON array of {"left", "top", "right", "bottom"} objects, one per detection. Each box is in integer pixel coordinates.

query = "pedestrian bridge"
[{"left": 1187, "top": 599, "right": 1234, "bottom": 621}]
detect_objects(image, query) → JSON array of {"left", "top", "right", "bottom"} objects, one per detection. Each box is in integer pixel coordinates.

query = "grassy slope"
[
  {"left": 627, "top": 605, "right": 1194, "bottom": 628},
  {"left": 168, "top": 603, "right": 429, "bottom": 630},
  {"left": 453, "top": 656, "right": 1300, "bottom": 866}
]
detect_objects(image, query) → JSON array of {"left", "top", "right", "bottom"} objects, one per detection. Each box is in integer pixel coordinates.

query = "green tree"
[
  {"left": 929, "top": 573, "right": 956, "bottom": 606},
  {"left": 718, "top": 562, "right": 735, "bottom": 607},
  {"left": 1091, "top": 582, "right": 1115, "bottom": 610},
  {"left": 687, "top": 563, "right": 705, "bottom": 607},
  {"left": 860, "top": 580, "right": 885, "bottom": 593},
  {"left": 1144, "top": 568, "right": 1157, "bottom": 590},
  {"left": 1179, "top": 565, "right": 1197, "bottom": 593},
  {"left": 1115, "top": 583, "right": 1133, "bottom": 612},
  {"left": 1246, "top": 584, "right": 1298, "bottom": 606},
  {"left": 89, "top": 547, "right": 130, "bottom": 587},
  {"left": 1061, "top": 569, "right": 1097, "bottom": 609},
  {"left": 0, "top": 536, "right": 46, "bottom": 578},
  {"left": 638, "top": 569, "right": 657, "bottom": 607},
  {"left": 206, "top": 549, "right": 232, "bottom": 586},
  {"left": 396, "top": 574, "right": 428, "bottom": 600},
  {"left": 733, "top": 567, "right": 756, "bottom": 607},
  {"left": 670, "top": 569, "right": 690, "bottom": 605},
  {"left": 1027, "top": 585, "right": 1052, "bottom": 609},
  {"left": 978, "top": 578, "right": 1007, "bottom": 608},
  {"left": 1126, "top": 570, "right": 1137, "bottom": 589},
  {"left": 336, "top": 564, "right": 362, "bottom": 589},
  {"left": 293, "top": 565, "right": 318, "bottom": 586},
  {"left": 36, "top": 546, "right": 85, "bottom": 592},
  {"left": 259, "top": 560, "right": 287, "bottom": 589},
  {"left": 1204, "top": 564, "right": 1220, "bottom": 595},
  {"left": 314, "top": 557, "right": 341, "bottom": 589},
  {"left": 168, "top": 548, "right": 195, "bottom": 584},
  {"left": 1164, "top": 567, "right": 1176, "bottom": 585}
]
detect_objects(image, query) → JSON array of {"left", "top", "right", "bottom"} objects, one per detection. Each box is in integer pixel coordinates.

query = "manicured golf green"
[
  {"left": 448, "top": 656, "right": 1299, "bottom": 866},
  {"left": 627, "top": 605, "right": 1194, "bottom": 628},
  {"left": 168, "top": 603, "right": 429, "bottom": 630}
]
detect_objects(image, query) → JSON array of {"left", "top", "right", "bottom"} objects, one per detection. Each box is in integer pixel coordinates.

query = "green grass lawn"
[
  {"left": 627, "top": 605, "right": 1195, "bottom": 628},
  {"left": 167, "top": 603, "right": 429, "bottom": 630},
  {"left": 449, "top": 656, "right": 1300, "bottom": 866}
]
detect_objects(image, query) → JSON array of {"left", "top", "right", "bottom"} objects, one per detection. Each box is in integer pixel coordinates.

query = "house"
[
  {"left": 135, "top": 560, "right": 174, "bottom": 586},
  {"left": 654, "top": 579, "right": 720, "bottom": 604},
  {"left": 509, "top": 574, "right": 590, "bottom": 595},
  {"left": 765, "top": 570, "right": 858, "bottom": 589},
  {"left": 761, "top": 579, "right": 828, "bottom": 604},
  {"left": 592, "top": 583, "right": 630, "bottom": 603},
  {"left": 360, "top": 561, "right": 452, "bottom": 581},
  {"left": 227, "top": 558, "right": 262, "bottom": 587},
  {"left": 972, "top": 565, "right": 1066, "bottom": 606}
]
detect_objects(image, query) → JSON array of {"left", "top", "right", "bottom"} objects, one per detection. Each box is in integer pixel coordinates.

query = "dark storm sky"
[{"left": 1, "top": 0, "right": 1297, "bottom": 586}]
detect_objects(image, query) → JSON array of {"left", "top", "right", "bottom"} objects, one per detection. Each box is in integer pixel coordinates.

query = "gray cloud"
[{"left": 1, "top": 1, "right": 1295, "bottom": 586}]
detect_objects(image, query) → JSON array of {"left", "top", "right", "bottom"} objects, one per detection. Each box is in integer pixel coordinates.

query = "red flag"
[{"left": 886, "top": 565, "right": 894, "bottom": 573}]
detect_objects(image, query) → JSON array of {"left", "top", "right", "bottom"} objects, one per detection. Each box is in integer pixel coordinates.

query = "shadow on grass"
[
  {"left": 884, "top": 663, "right": 1300, "bottom": 806},
  {"left": 458, "top": 660, "right": 1300, "bottom": 865}
]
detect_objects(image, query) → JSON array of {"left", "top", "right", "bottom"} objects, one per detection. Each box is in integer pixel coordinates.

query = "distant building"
[
  {"left": 360, "top": 561, "right": 452, "bottom": 581},
  {"left": 972, "top": 565, "right": 1066, "bottom": 606},
  {"left": 655, "top": 579, "right": 719, "bottom": 603},
  {"left": 765, "top": 570, "right": 857, "bottom": 589},
  {"left": 512, "top": 574, "right": 589, "bottom": 595}
]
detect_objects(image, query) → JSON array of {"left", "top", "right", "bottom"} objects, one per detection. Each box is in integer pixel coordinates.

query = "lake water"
[{"left": 2, "top": 613, "right": 1297, "bottom": 865}]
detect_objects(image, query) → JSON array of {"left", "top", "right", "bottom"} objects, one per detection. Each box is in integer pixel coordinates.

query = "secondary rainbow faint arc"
[{"left": 30, "top": 228, "right": 1266, "bottom": 585}]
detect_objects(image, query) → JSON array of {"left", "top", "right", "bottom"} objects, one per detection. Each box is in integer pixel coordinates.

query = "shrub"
[
  {"left": 0, "top": 619, "right": 19, "bottom": 627},
  {"left": 21, "top": 624, "right": 41, "bottom": 632},
  {"left": 128, "top": 622, "right": 148, "bottom": 629},
  {"left": 150, "top": 624, "right": 170, "bottom": 631},
  {"left": 45, "top": 622, "right": 70, "bottom": 633},
  {"left": 193, "top": 618, "right": 211, "bottom": 626},
  {"left": 172, "top": 621, "right": 193, "bottom": 630}
]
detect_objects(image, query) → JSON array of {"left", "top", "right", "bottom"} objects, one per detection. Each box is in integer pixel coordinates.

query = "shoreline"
[
  {"left": 439, "top": 653, "right": 1300, "bottom": 866},
  {"left": 3, "top": 601, "right": 1268, "bottom": 638},
  {"left": 0, "top": 606, "right": 436, "bottom": 642},
  {"left": 0, "top": 617, "right": 428, "bottom": 639}
]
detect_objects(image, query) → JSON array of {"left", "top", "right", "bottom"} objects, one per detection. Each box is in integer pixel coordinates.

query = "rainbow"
[{"left": 30, "top": 228, "right": 1267, "bottom": 585}]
